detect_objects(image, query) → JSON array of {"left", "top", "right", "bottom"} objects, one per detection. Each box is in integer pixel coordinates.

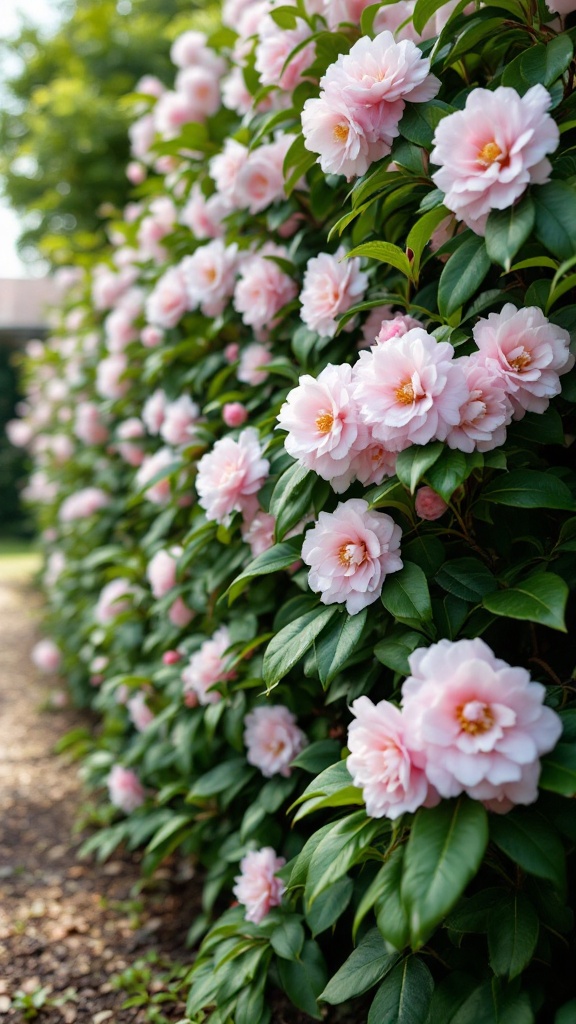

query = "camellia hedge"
[{"left": 11, "top": 0, "right": 576, "bottom": 1019}]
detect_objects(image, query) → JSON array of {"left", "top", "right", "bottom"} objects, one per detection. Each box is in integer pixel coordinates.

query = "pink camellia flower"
[
  {"left": 135, "top": 447, "right": 178, "bottom": 505},
  {"left": 237, "top": 343, "right": 273, "bottom": 386},
  {"left": 347, "top": 697, "right": 431, "bottom": 819},
  {"left": 116, "top": 417, "right": 146, "bottom": 467},
  {"left": 74, "top": 402, "right": 109, "bottom": 446},
  {"left": 141, "top": 325, "right": 164, "bottom": 349},
  {"left": 182, "top": 240, "right": 238, "bottom": 317},
  {"left": 168, "top": 596, "right": 194, "bottom": 628},
  {"left": 196, "top": 428, "right": 270, "bottom": 526},
  {"left": 233, "top": 847, "right": 286, "bottom": 924},
  {"left": 160, "top": 395, "right": 201, "bottom": 447},
  {"left": 142, "top": 389, "right": 167, "bottom": 435},
  {"left": 402, "top": 638, "right": 563, "bottom": 811},
  {"left": 353, "top": 328, "right": 468, "bottom": 451},
  {"left": 171, "top": 30, "right": 226, "bottom": 76},
  {"left": 375, "top": 312, "right": 421, "bottom": 345},
  {"left": 127, "top": 691, "right": 155, "bottom": 732},
  {"left": 301, "top": 498, "right": 403, "bottom": 614},
  {"left": 107, "top": 765, "right": 145, "bottom": 814},
  {"left": 224, "top": 342, "right": 240, "bottom": 363},
  {"left": 59, "top": 487, "right": 111, "bottom": 522},
  {"left": 175, "top": 65, "right": 222, "bottom": 121},
  {"left": 105, "top": 292, "right": 143, "bottom": 350},
  {"left": 234, "top": 252, "right": 298, "bottom": 332},
  {"left": 95, "top": 578, "right": 135, "bottom": 625},
  {"left": 96, "top": 353, "right": 129, "bottom": 400},
  {"left": 223, "top": 402, "right": 248, "bottom": 428},
  {"left": 431, "top": 85, "right": 560, "bottom": 234},
  {"left": 300, "top": 249, "right": 368, "bottom": 338},
  {"left": 241, "top": 508, "right": 276, "bottom": 557},
  {"left": 244, "top": 705, "right": 307, "bottom": 777},
  {"left": 31, "top": 638, "right": 61, "bottom": 674},
  {"left": 302, "top": 87, "right": 400, "bottom": 179},
  {"left": 163, "top": 649, "right": 182, "bottom": 665},
  {"left": 127, "top": 161, "right": 146, "bottom": 185},
  {"left": 324, "top": 31, "right": 439, "bottom": 106},
  {"left": 147, "top": 546, "right": 182, "bottom": 598},
  {"left": 5, "top": 418, "right": 33, "bottom": 448},
  {"left": 346, "top": 435, "right": 398, "bottom": 488},
  {"left": 181, "top": 625, "right": 236, "bottom": 705},
  {"left": 545, "top": 0, "right": 576, "bottom": 14},
  {"left": 145, "top": 264, "right": 190, "bottom": 329},
  {"left": 209, "top": 138, "right": 250, "bottom": 206},
  {"left": 181, "top": 185, "right": 230, "bottom": 240},
  {"left": 277, "top": 363, "right": 368, "bottom": 489},
  {"left": 255, "top": 15, "right": 315, "bottom": 92},
  {"left": 472, "top": 304, "right": 574, "bottom": 418},
  {"left": 323, "top": 0, "right": 376, "bottom": 27},
  {"left": 129, "top": 113, "right": 156, "bottom": 164},
  {"left": 415, "top": 485, "right": 448, "bottom": 521},
  {"left": 446, "top": 355, "right": 512, "bottom": 453},
  {"left": 234, "top": 138, "right": 292, "bottom": 214}
]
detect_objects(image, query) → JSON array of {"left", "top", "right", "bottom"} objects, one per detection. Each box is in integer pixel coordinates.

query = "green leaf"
[
  {"left": 290, "top": 739, "right": 341, "bottom": 774},
  {"left": 225, "top": 539, "right": 302, "bottom": 604},
  {"left": 263, "top": 605, "right": 339, "bottom": 689},
  {"left": 437, "top": 234, "right": 491, "bottom": 318},
  {"left": 319, "top": 929, "right": 400, "bottom": 1005},
  {"left": 413, "top": 0, "right": 453, "bottom": 33},
  {"left": 556, "top": 1000, "right": 576, "bottom": 1024},
  {"left": 485, "top": 197, "right": 535, "bottom": 271},
  {"left": 425, "top": 447, "right": 483, "bottom": 503},
  {"left": 482, "top": 572, "right": 569, "bottom": 631},
  {"left": 307, "top": 813, "right": 384, "bottom": 903},
  {"left": 481, "top": 470, "right": 575, "bottom": 510},
  {"left": 540, "top": 743, "right": 576, "bottom": 796},
  {"left": 406, "top": 206, "right": 450, "bottom": 277},
  {"left": 488, "top": 893, "right": 539, "bottom": 979},
  {"left": 345, "top": 240, "right": 412, "bottom": 278},
  {"left": 368, "top": 956, "right": 434, "bottom": 1024},
  {"left": 534, "top": 181, "right": 576, "bottom": 261},
  {"left": 502, "top": 35, "right": 573, "bottom": 92},
  {"left": 401, "top": 798, "right": 489, "bottom": 948},
  {"left": 490, "top": 809, "right": 566, "bottom": 890},
  {"left": 381, "top": 561, "right": 433, "bottom": 625},
  {"left": 277, "top": 939, "right": 327, "bottom": 1020},
  {"left": 375, "top": 846, "right": 411, "bottom": 951},
  {"left": 396, "top": 442, "right": 444, "bottom": 492},
  {"left": 400, "top": 100, "right": 454, "bottom": 149},
  {"left": 448, "top": 980, "right": 535, "bottom": 1024},
  {"left": 315, "top": 607, "right": 368, "bottom": 687},
  {"left": 270, "top": 917, "right": 305, "bottom": 961},
  {"left": 306, "top": 876, "right": 354, "bottom": 937},
  {"left": 435, "top": 558, "right": 497, "bottom": 602},
  {"left": 145, "top": 813, "right": 193, "bottom": 854},
  {"left": 269, "top": 461, "right": 316, "bottom": 540},
  {"left": 188, "top": 758, "right": 253, "bottom": 800},
  {"left": 374, "top": 629, "right": 427, "bottom": 674}
]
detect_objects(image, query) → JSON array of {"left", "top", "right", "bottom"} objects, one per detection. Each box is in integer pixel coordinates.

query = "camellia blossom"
[
  {"left": 431, "top": 85, "right": 560, "bottom": 234},
  {"left": 347, "top": 696, "right": 431, "bottom": 819},
  {"left": 195, "top": 427, "right": 270, "bottom": 526},
  {"left": 243, "top": 705, "right": 307, "bottom": 777},
  {"left": 234, "top": 138, "right": 292, "bottom": 214},
  {"left": 182, "top": 240, "right": 238, "bottom": 317},
  {"left": 301, "top": 498, "right": 403, "bottom": 614},
  {"left": 95, "top": 578, "right": 135, "bottom": 625},
  {"left": 234, "top": 253, "right": 298, "bottom": 332},
  {"left": 181, "top": 626, "right": 236, "bottom": 705},
  {"left": 402, "top": 638, "right": 563, "bottom": 811},
  {"left": 145, "top": 264, "right": 190, "bottom": 329},
  {"left": 142, "top": 389, "right": 167, "bottom": 435},
  {"left": 277, "top": 363, "right": 368, "bottom": 488},
  {"left": 147, "top": 546, "right": 182, "bottom": 598},
  {"left": 255, "top": 15, "right": 315, "bottom": 92},
  {"left": 471, "top": 304, "right": 574, "bottom": 418},
  {"left": 241, "top": 508, "right": 276, "bottom": 557},
  {"left": 415, "top": 486, "right": 448, "bottom": 521},
  {"left": 135, "top": 447, "right": 177, "bottom": 505},
  {"left": 160, "top": 395, "right": 201, "bottom": 447},
  {"left": 302, "top": 31, "right": 438, "bottom": 178},
  {"left": 31, "top": 638, "right": 61, "bottom": 674},
  {"left": 446, "top": 355, "right": 512, "bottom": 452},
  {"left": 107, "top": 765, "right": 145, "bottom": 814},
  {"left": 59, "top": 487, "right": 111, "bottom": 522},
  {"left": 168, "top": 596, "right": 194, "bottom": 628},
  {"left": 299, "top": 249, "right": 368, "bottom": 338},
  {"left": 232, "top": 847, "right": 286, "bottom": 924},
  {"left": 127, "top": 691, "right": 155, "bottom": 732},
  {"left": 375, "top": 312, "right": 421, "bottom": 345},
  {"left": 237, "top": 343, "right": 273, "bottom": 386},
  {"left": 223, "top": 402, "right": 248, "bottom": 428},
  {"left": 353, "top": 328, "right": 468, "bottom": 451}
]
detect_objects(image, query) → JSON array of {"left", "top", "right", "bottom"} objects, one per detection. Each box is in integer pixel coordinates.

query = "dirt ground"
[{"left": 0, "top": 571, "right": 201, "bottom": 1023}]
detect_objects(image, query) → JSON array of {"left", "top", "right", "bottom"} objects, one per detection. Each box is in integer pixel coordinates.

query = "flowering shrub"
[{"left": 9, "top": 0, "right": 576, "bottom": 1019}]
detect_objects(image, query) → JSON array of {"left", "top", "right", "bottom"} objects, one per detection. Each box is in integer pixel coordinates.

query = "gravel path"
[{"left": 0, "top": 572, "right": 199, "bottom": 1023}]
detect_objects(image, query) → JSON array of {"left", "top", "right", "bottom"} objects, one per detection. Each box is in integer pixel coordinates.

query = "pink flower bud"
[
  {"left": 224, "top": 342, "right": 239, "bottom": 363},
  {"left": 163, "top": 650, "right": 182, "bottom": 665},
  {"left": 223, "top": 402, "right": 248, "bottom": 427},
  {"left": 415, "top": 486, "right": 448, "bottom": 521}
]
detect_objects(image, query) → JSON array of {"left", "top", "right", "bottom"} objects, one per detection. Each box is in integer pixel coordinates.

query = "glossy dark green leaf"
[
  {"left": 367, "top": 956, "right": 434, "bottom": 1024},
  {"left": 263, "top": 605, "right": 339, "bottom": 689},
  {"left": 395, "top": 441, "right": 444, "bottom": 492},
  {"left": 225, "top": 539, "right": 302, "bottom": 604},
  {"left": 437, "top": 234, "right": 491, "bottom": 318},
  {"left": 482, "top": 572, "right": 568, "bottom": 631},
  {"left": 534, "top": 181, "right": 576, "bottom": 261},
  {"left": 425, "top": 448, "right": 483, "bottom": 502},
  {"left": 269, "top": 917, "right": 305, "bottom": 961},
  {"left": 488, "top": 893, "right": 539, "bottom": 979},
  {"left": 540, "top": 744, "right": 576, "bottom": 796},
  {"left": 485, "top": 197, "right": 535, "bottom": 271},
  {"left": 401, "top": 798, "right": 489, "bottom": 948},
  {"left": 435, "top": 558, "right": 498, "bottom": 602},
  {"left": 490, "top": 808, "right": 566, "bottom": 889},
  {"left": 319, "top": 928, "right": 399, "bottom": 1004},
  {"left": 374, "top": 629, "right": 427, "bottom": 674},
  {"left": 481, "top": 470, "right": 575, "bottom": 510},
  {"left": 315, "top": 607, "right": 368, "bottom": 687},
  {"left": 381, "top": 561, "right": 432, "bottom": 625},
  {"left": 306, "top": 876, "right": 354, "bottom": 937},
  {"left": 277, "top": 939, "right": 327, "bottom": 1020}
]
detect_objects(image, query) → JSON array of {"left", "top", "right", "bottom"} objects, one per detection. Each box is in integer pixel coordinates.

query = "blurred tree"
[{"left": 0, "top": 0, "right": 205, "bottom": 267}]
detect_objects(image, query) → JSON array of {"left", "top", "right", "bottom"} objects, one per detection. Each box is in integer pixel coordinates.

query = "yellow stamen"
[
  {"left": 456, "top": 702, "right": 494, "bottom": 735},
  {"left": 478, "top": 141, "right": 502, "bottom": 166},
  {"left": 508, "top": 350, "right": 531, "bottom": 372},
  {"left": 395, "top": 381, "right": 415, "bottom": 405},
  {"left": 333, "top": 123, "right": 349, "bottom": 143},
  {"left": 316, "top": 412, "right": 334, "bottom": 434}
]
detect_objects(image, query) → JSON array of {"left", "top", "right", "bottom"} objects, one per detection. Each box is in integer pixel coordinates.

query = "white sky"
[{"left": 0, "top": 0, "right": 62, "bottom": 276}]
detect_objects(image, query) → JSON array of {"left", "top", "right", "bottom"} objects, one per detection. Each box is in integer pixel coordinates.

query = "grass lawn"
[{"left": 0, "top": 537, "right": 42, "bottom": 581}]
